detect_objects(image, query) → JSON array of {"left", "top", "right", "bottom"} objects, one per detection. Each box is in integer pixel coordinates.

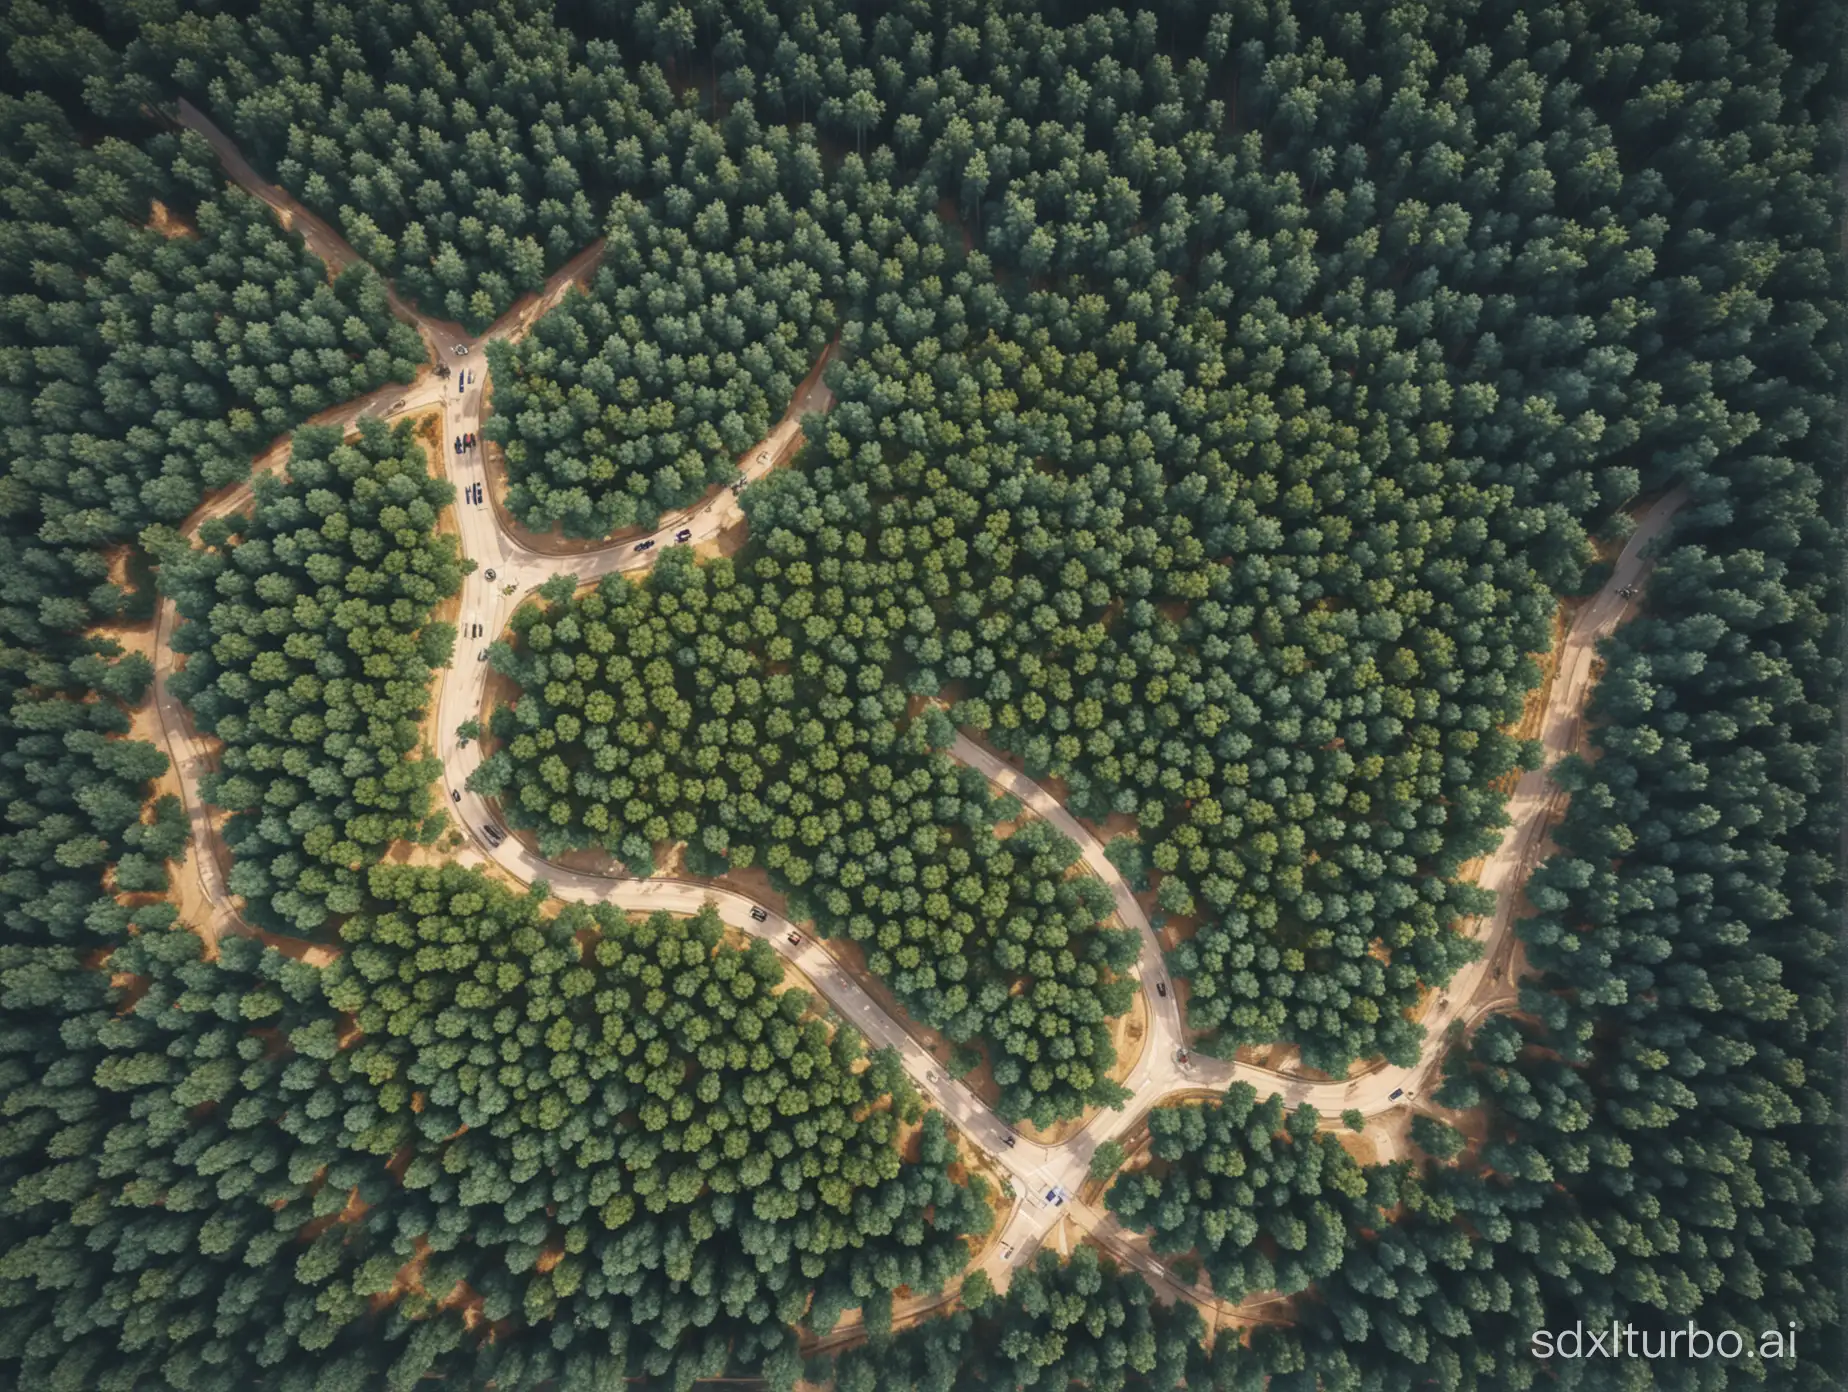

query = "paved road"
[{"left": 151, "top": 110, "right": 1688, "bottom": 1315}]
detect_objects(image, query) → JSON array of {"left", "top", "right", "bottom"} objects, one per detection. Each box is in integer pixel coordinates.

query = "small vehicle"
[
  {"left": 1148, "top": 1262, "right": 1166, "bottom": 1278},
  {"left": 1155, "top": 981, "right": 1168, "bottom": 998},
  {"left": 787, "top": 932, "right": 801, "bottom": 946},
  {"left": 458, "top": 378, "right": 465, "bottom": 394},
  {"left": 675, "top": 528, "right": 692, "bottom": 543},
  {"left": 457, "top": 736, "right": 469, "bottom": 749},
  {"left": 634, "top": 539, "right": 655, "bottom": 552},
  {"left": 749, "top": 907, "right": 767, "bottom": 923},
  {"left": 390, "top": 398, "right": 405, "bottom": 411},
  {"left": 482, "top": 825, "right": 503, "bottom": 846},
  {"left": 453, "top": 437, "right": 462, "bottom": 453},
  {"left": 1000, "top": 1244, "right": 1014, "bottom": 1262},
  {"left": 1174, "top": 1049, "right": 1190, "bottom": 1065},
  {"left": 1046, "top": 1188, "right": 1065, "bottom": 1207},
  {"left": 454, "top": 344, "right": 468, "bottom": 355},
  {"left": 484, "top": 569, "right": 497, "bottom": 581},
  {"left": 925, "top": 1069, "right": 937, "bottom": 1083},
  {"left": 477, "top": 649, "right": 488, "bottom": 661},
  {"left": 1389, "top": 1088, "right": 1404, "bottom": 1101},
  {"left": 1003, "top": 1135, "right": 1017, "bottom": 1149},
  {"left": 451, "top": 790, "right": 461, "bottom": 803}
]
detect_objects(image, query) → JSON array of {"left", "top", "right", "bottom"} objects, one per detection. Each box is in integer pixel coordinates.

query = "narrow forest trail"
[{"left": 147, "top": 114, "right": 1690, "bottom": 1326}]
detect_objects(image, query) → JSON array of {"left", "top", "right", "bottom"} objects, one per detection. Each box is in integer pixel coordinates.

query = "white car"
[{"left": 453, "top": 344, "right": 469, "bottom": 355}]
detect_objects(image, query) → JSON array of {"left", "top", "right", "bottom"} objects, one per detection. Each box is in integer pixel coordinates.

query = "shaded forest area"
[{"left": 0, "top": 0, "right": 1840, "bottom": 1389}]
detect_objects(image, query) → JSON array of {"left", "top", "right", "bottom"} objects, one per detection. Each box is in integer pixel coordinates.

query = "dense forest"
[
  {"left": 1106, "top": 1083, "right": 1389, "bottom": 1302},
  {"left": 824, "top": 1245, "right": 1206, "bottom": 1390},
  {"left": 485, "top": 173, "right": 836, "bottom": 536},
  {"left": 148, "top": 418, "right": 467, "bottom": 935},
  {"left": 472, "top": 552, "right": 1142, "bottom": 1128},
  {"left": 0, "top": 0, "right": 1840, "bottom": 1388}
]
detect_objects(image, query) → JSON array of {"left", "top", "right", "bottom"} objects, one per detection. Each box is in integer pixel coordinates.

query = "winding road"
[{"left": 150, "top": 102, "right": 1686, "bottom": 1324}]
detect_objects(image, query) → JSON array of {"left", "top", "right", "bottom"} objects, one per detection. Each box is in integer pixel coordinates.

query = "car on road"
[
  {"left": 390, "top": 398, "right": 405, "bottom": 411},
  {"left": 675, "top": 529, "right": 692, "bottom": 543},
  {"left": 457, "top": 736, "right": 469, "bottom": 748},
  {"left": 1174, "top": 1048, "right": 1190, "bottom": 1065},
  {"left": 787, "top": 932, "right": 800, "bottom": 946},
  {"left": 482, "top": 825, "right": 503, "bottom": 846},
  {"left": 1389, "top": 1088, "right": 1404, "bottom": 1101},
  {"left": 1046, "top": 1188, "right": 1066, "bottom": 1207},
  {"left": 484, "top": 569, "right": 496, "bottom": 581},
  {"left": 749, "top": 907, "right": 767, "bottom": 922},
  {"left": 1000, "top": 1244, "right": 1014, "bottom": 1261},
  {"left": 1148, "top": 1262, "right": 1166, "bottom": 1278},
  {"left": 477, "top": 649, "right": 488, "bottom": 661},
  {"left": 1155, "top": 981, "right": 1167, "bottom": 997},
  {"left": 634, "top": 539, "right": 655, "bottom": 552},
  {"left": 450, "top": 790, "right": 461, "bottom": 803},
  {"left": 924, "top": 1070, "right": 937, "bottom": 1083},
  {"left": 453, "top": 344, "right": 468, "bottom": 355},
  {"left": 1003, "top": 1134, "right": 1017, "bottom": 1148}
]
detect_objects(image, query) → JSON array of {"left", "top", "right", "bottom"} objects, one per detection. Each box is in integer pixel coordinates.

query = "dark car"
[
  {"left": 1003, "top": 1135, "right": 1017, "bottom": 1148},
  {"left": 1389, "top": 1087, "right": 1404, "bottom": 1101},
  {"left": 634, "top": 539, "right": 655, "bottom": 552},
  {"left": 749, "top": 907, "right": 767, "bottom": 923},
  {"left": 787, "top": 932, "right": 801, "bottom": 946},
  {"left": 1156, "top": 981, "right": 1168, "bottom": 997},
  {"left": 484, "top": 569, "right": 496, "bottom": 581},
  {"left": 478, "top": 649, "right": 488, "bottom": 661},
  {"left": 451, "top": 790, "right": 461, "bottom": 803},
  {"left": 675, "top": 528, "right": 692, "bottom": 543}
]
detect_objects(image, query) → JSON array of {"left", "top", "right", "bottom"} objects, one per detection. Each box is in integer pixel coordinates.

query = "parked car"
[
  {"left": 749, "top": 907, "right": 767, "bottom": 922},
  {"left": 1000, "top": 1244, "right": 1014, "bottom": 1261},
  {"left": 484, "top": 569, "right": 496, "bottom": 581},
  {"left": 1174, "top": 1048, "right": 1190, "bottom": 1065},
  {"left": 1046, "top": 1188, "right": 1066, "bottom": 1207},
  {"left": 675, "top": 528, "right": 692, "bottom": 543},
  {"left": 634, "top": 539, "right": 655, "bottom": 552},
  {"left": 482, "top": 825, "right": 502, "bottom": 845},
  {"left": 1156, "top": 981, "right": 1168, "bottom": 997},
  {"left": 1003, "top": 1135, "right": 1017, "bottom": 1149},
  {"left": 1389, "top": 1088, "right": 1404, "bottom": 1101},
  {"left": 450, "top": 790, "right": 461, "bottom": 803},
  {"left": 787, "top": 932, "right": 801, "bottom": 946},
  {"left": 390, "top": 398, "right": 405, "bottom": 411},
  {"left": 453, "top": 344, "right": 468, "bottom": 355},
  {"left": 924, "top": 1070, "right": 937, "bottom": 1083},
  {"left": 457, "top": 736, "right": 469, "bottom": 749},
  {"left": 477, "top": 649, "right": 488, "bottom": 661}
]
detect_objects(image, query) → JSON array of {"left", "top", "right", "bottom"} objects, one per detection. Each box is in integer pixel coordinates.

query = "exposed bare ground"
[{"left": 147, "top": 199, "right": 195, "bottom": 239}]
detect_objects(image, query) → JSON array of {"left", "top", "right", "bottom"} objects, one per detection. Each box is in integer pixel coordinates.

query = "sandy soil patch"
[{"left": 147, "top": 199, "right": 196, "bottom": 239}]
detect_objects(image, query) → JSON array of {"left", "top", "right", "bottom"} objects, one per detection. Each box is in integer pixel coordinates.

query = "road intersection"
[{"left": 151, "top": 102, "right": 1688, "bottom": 1319}]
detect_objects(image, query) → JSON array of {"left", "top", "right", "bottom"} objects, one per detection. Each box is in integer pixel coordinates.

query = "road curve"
[{"left": 150, "top": 108, "right": 1688, "bottom": 1315}]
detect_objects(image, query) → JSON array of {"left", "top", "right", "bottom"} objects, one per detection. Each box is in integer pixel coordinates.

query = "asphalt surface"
[{"left": 152, "top": 105, "right": 1688, "bottom": 1309}]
